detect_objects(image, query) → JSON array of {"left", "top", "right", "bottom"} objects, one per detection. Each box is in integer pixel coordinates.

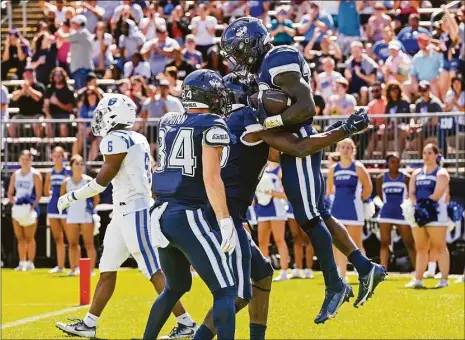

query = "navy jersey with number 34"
[
  {"left": 257, "top": 45, "right": 311, "bottom": 90},
  {"left": 154, "top": 112, "right": 231, "bottom": 206}
]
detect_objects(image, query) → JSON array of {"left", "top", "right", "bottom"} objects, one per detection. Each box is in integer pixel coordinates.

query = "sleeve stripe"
[{"left": 111, "top": 131, "right": 135, "bottom": 148}]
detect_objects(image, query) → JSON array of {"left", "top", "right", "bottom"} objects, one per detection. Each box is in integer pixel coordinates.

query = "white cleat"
[
  {"left": 304, "top": 269, "right": 314, "bottom": 279},
  {"left": 273, "top": 270, "right": 289, "bottom": 282},
  {"left": 24, "top": 261, "right": 35, "bottom": 271},
  {"left": 455, "top": 275, "right": 465, "bottom": 283},
  {"left": 405, "top": 279, "right": 424, "bottom": 289},
  {"left": 56, "top": 319, "right": 96, "bottom": 338},
  {"left": 434, "top": 279, "right": 448, "bottom": 288},
  {"left": 434, "top": 272, "right": 442, "bottom": 279},
  {"left": 14, "top": 261, "right": 26, "bottom": 271},
  {"left": 49, "top": 266, "right": 65, "bottom": 274},
  {"left": 289, "top": 268, "right": 304, "bottom": 279},
  {"left": 423, "top": 271, "right": 436, "bottom": 279},
  {"left": 160, "top": 323, "right": 198, "bottom": 339},
  {"left": 68, "top": 268, "right": 80, "bottom": 276}
]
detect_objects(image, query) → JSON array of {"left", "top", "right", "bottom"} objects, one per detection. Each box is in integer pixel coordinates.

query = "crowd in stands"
[{"left": 1, "top": 0, "right": 465, "bottom": 162}]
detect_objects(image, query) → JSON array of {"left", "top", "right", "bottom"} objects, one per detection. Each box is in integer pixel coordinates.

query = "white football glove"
[
  {"left": 219, "top": 217, "right": 237, "bottom": 254},
  {"left": 57, "top": 192, "right": 74, "bottom": 214}
]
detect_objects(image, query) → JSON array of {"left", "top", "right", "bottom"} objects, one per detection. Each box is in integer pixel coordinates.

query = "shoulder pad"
[
  {"left": 203, "top": 125, "right": 231, "bottom": 147},
  {"left": 100, "top": 132, "right": 132, "bottom": 155}
]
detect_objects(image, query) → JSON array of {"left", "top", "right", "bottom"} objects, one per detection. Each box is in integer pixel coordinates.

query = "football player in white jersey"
[{"left": 56, "top": 94, "right": 196, "bottom": 338}]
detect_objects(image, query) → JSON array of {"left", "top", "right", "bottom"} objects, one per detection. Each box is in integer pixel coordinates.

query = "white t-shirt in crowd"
[
  {"left": 91, "top": 32, "right": 113, "bottom": 59},
  {"left": 139, "top": 15, "right": 166, "bottom": 41},
  {"left": 314, "top": 1, "right": 339, "bottom": 15},
  {"left": 317, "top": 71, "right": 343, "bottom": 101},
  {"left": 123, "top": 60, "right": 151, "bottom": 79},
  {"left": 445, "top": 89, "right": 465, "bottom": 125},
  {"left": 44, "top": 3, "right": 66, "bottom": 22},
  {"left": 191, "top": 16, "right": 217, "bottom": 46}
]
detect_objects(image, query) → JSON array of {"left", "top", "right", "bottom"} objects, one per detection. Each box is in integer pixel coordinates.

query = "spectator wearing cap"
[
  {"left": 1, "top": 29, "right": 31, "bottom": 80},
  {"left": 30, "top": 32, "right": 58, "bottom": 86},
  {"left": 39, "top": 0, "right": 66, "bottom": 23},
  {"left": 112, "top": 0, "right": 143, "bottom": 24},
  {"left": 337, "top": 0, "right": 363, "bottom": 57},
  {"left": 165, "top": 48, "right": 196, "bottom": 81},
  {"left": 167, "top": 5, "right": 191, "bottom": 46},
  {"left": 298, "top": 2, "right": 333, "bottom": 50},
  {"left": 124, "top": 52, "right": 151, "bottom": 79},
  {"left": 316, "top": 57, "right": 343, "bottom": 102},
  {"left": 183, "top": 34, "right": 204, "bottom": 68},
  {"left": 383, "top": 39, "right": 411, "bottom": 85},
  {"left": 139, "top": 3, "right": 166, "bottom": 41},
  {"left": 141, "top": 24, "right": 179, "bottom": 78},
  {"left": 56, "top": 14, "right": 94, "bottom": 90},
  {"left": 118, "top": 19, "right": 146, "bottom": 69},
  {"left": 246, "top": 0, "right": 270, "bottom": 24},
  {"left": 366, "top": 2, "right": 392, "bottom": 43},
  {"left": 77, "top": 0, "right": 105, "bottom": 33},
  {"left": 413, "top": 80, "right": 443, "bottom": 151},
  {"left": 270, "top": 6, "right": 295, "bottom": 46},
  {"left": 191, "top": 4, "right": 218, "bottom": 61},
  {"left": 91, "top": 21, "right": 113, "bottom": 77},
  {"left": 397, "top": 13, "right": 431, "bottom": 56},
  {"left": 325, "top": 78, "right": 357, "bottom": 118},
  {"left": 408, "top": 34, "right": 444, "bottom": 100},
  {"left": 344, "top": 41, "right": 378, "bottom": 105},
  {"left": 140, "top": 81, "right": 183, "bottom": 154},
  {"left": 43, "top": 67, "right": 76, "bottom": 138},
  {"left": 8, "top": 66, "right": 45, "bottom": 138},
  {"left": 372, "top": 25, "right": 406, "bottom": 63}
]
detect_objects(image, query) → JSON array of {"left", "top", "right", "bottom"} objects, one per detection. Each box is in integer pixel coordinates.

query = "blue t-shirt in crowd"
[
  {"left": 301, "top": 12, "right": 334, "bottom": 43},
  {"left": 248, "top": 0, "right": 268, "bottom": 17},
  {"left": 270, "top": 19, "right": 295, "bottom": 45},
  {"left": 338, "top": 0, "right": 360, "bottom": 37},
  {"left": 79, "top": 104, "right": 97, "bottom": 127},
  {"left": 411, "top": 51, "right": 444, "bottom": 81},
  {"left": 183, "top": 50, "right": 203, "bottom": 66},
  {"left": 372, "top": 40, "right": 407, "bottom": 62},
  {"left": 397, "top": 26, "right": 431, "bottom": 56}
]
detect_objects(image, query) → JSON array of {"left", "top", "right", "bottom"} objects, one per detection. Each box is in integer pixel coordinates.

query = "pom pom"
[
  {"left": 364, "top": 200, "right": 376, "bottom": 220},
  {"left": 93, "top": 213, "right": 101, "bottom": 236},
  {"left": 323, "top": 196, "right": 332, "bottom": 211},
  {"left": 12, "top": 204, "right": 37, "bottom": 226},
  {"left": 414, "top": 198, "right": 439, "bottom": 227},
  {"left": 255, "top": 172, "right": 274, "bottom": 206},
  {"left": 447, "top": 201, "right": 464, "bottom": 222},
  {"left": 401, "top": 199, "right": 417, "bottom": 227}
]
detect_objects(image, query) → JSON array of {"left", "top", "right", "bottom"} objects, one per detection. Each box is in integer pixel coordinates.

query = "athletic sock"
[
  {"left": 250, "top": 323, "right": 266, "bottom": 340},
  {"left": 348, "top": 249, "right": 373, "bottom": 277},
  {"left": 176, "top": 312, "right": 195, "bottom": 327},
  {"left": 212, "top": 287, "right": 236, "bottom": 340},
  {"left": 428, "top": 262, "right": 437, "bottom": 276},
  {"left": 83, "top": 313, "right": 99, "bottom": 327},
  {"left": 193, "top": 324, "right": 215, "bottom": 340},
  {"left": 303, "top": 218, "right": 343, "bottom": 292}
]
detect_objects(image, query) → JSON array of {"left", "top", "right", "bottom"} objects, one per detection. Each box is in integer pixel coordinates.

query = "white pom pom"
[
  {"left": 401, "top": 199, "right": 417, "bottom": 227},
  {"left": 255, "top": 173, "right": 274, "bottom": 206},
  {"left": 364, "top": 201, "right": 376, "bottom": 219},
  {"left": 93, "top": 214, "right": 101, "bottom": 236},
  {"left": 447, "top": 219, "right": 456, "bottom": 233},
  {"left": 12, "top": 204, "right": 36, "bottom": 226}
]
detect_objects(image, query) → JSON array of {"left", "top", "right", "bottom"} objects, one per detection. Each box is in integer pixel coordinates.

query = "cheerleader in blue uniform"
[
  {"left": 376, "top": 153, "right": 416, "bottom": 270},
  {"left": 406, "top": 144, "right": 450, "bottom": 289},
  {"left": 61, "top": 155, "right": 99, "bottom": 276},
  {"left": 44, "top": 146, "right": 72, "bottom": 273},
  {"left": 7, "top": 150, "right": 42, "bottom": 271},
  {"left": 255, "top": 160, "right": 289, "bottom": 281},
  {"left": 287, "top": 202, "right": 314, "bottom": 279},
  {"left": 327, "top": 138, "right": 372, "bottom": 280}
]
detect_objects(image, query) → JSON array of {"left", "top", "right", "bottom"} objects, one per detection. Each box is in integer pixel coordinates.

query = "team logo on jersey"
[{"left": 235, "top": 25, "right": 248, "bottom": 38}]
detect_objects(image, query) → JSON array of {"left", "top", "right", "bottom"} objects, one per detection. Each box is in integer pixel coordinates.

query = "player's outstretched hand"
[
  {"left": 219, "top": 217, "right": 237, "bottom": 254},
  {"left": 342, "top": 108, "right": 370, "bottom": 136},
  {"left": 57, "top": 192, "right": 74, "bottom": 214},
  {"left": 325, "top": 120, "right": 344, "bottom": 132}
]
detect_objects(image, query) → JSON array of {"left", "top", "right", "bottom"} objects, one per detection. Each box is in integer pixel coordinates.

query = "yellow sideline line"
[{"left": 1, "top": 305, "right": 89, "bottom": 329}]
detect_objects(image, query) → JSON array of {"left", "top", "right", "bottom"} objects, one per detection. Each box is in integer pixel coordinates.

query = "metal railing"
[{"left": 1, "top": 112, "right": 464, "bottom": 172}]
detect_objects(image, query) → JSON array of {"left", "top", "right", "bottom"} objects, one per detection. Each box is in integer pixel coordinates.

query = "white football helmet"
[{"left": 91, "top": 94, "right": 137, "bottom": 137}]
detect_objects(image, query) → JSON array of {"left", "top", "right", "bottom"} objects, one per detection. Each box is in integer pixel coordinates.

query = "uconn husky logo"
[
  {"left": 108, "top": 98, "right": 118, "bottom": 106},
  {"left": 235, "top": 25, "right": 248, "bottom": 38}
]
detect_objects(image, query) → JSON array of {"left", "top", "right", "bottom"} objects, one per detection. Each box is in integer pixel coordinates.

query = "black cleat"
[
  {"left": 314, "top": 282, "right": 354, "bottom": 324},
  {"left": 354, "top": 263, "right": 387, "bottom": 308}
]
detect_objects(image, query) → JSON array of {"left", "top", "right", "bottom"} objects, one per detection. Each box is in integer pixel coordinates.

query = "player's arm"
[
  {"left": 7, "top": 172, "right": 16, "bottom": 205},
  {"left": 32, "top": 172, "right": 43, "bottom": 209},
  {"left": 203, "top": 145, "right": 229, "bottom": 220},
  {"left": 429, "top": 169, "right": 449, "bottom": 201},
  {"left": 263, "top": 71, "right": 316, "bottom": 128},
  {"left": 376, "top": 174, "right": 384, "bottom": 202},
  {"left": 44, "top": 173, "right": 51, "bottom": 196},
  {"left": 356, "top": 162, "right": 372, "bottom": 201}
]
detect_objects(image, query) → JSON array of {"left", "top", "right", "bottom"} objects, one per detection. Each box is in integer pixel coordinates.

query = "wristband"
[{"left": 264, "top": 115, "right": 284, "bottom": 129}]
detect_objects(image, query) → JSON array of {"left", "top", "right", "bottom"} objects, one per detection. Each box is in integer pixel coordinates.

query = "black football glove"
[
  {"left": 256, "top": 95, "right": 267, "bottom": 125},
  {"left": 341, "top": 108, "right": 370, "bottom": 137},
  {"left": 325, "top": 121, "right": 344, "bottom": 132}
]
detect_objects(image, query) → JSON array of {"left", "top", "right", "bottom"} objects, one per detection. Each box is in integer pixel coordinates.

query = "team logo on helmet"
[
  {"left": 209, "top": 79, "right": 222, "bottom": 88},
  {"left": 235, "top": 25, "right": 248, "bottom": 38}
]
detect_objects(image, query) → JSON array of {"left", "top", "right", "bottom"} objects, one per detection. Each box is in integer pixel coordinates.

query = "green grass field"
[{"left": 1, "top": 269, "right": 464, "bottom": 339}]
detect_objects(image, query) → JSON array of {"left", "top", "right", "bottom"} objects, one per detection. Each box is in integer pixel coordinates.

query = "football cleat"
[
  {"left": 56, "top": 319, "right": 96, "bottom": 338},
  {"left": 314, "top": 282, "right": 353, "bottom": 324},
  {"left": 160, "top": 323, "right": 198, "bottom": 339},
  {"left": 353, "top": 264, "right": 387, "bottom": 308}
]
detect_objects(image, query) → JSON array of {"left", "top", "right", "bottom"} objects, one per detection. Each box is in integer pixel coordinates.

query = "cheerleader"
[
  {"left": 255, "top": 161, "right": 289, "bottom": 281},
  {"left": 327, "top": 138, "right": 372, "bottom": 280},
  {"left": 7, "top": 150, "right": 42, "bottom": 271},
  {"left": 287, "top": 202, "right": 314, "bottom": 279},
  {"left": 406, "top": 144, "right": 450, "bottom": 288},
  {"left": 376, "top": 153, "right": 416, "bottom": 270},
  {"left": 44, "top": 147, "right": 73, "bottom": 273},
  {"left": 61, "top": 155, "right": 99, "bottom": 276}
]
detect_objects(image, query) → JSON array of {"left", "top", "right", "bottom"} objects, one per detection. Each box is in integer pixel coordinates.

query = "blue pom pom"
[
  {"left": 414, "top": 198, "right": 439, "bottom": 227},
  {"left": 324, "top": 196, "right": 332, "bottom": 211},
  {"left": 448, "top": 201, "right": 464, "bottom": 222}
]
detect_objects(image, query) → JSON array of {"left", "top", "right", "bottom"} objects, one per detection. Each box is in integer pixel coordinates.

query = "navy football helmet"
[
  {"left": 223, "top": 73, "right": 256, "bottom": 113},
  {"left": 221, "top": 17, "right": 271, "bottom": 74},
  {"left": 181, "top": 69, "right": 231, "bottom": 115}
]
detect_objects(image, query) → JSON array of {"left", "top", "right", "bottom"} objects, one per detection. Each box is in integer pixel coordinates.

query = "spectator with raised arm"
[
  {"left": 55, "top": 20, "right": 71, "bottom": 74},
  {"left": 77, "top": 0, "right": 105, "bottom": 33},
  {"left": 8, "top": 66, "right": 45, "bottom": 138},
  {"left": 304, "top": 33, "right": 342, "bottom": 72},
  {"left": 39, "top": 0, "right": 66, "bottom": 23},
  {"left": 397, "top": 13, "right": 431, "bottom": 56},
  {"left": 2, "top": 29, "right": 30, "bottom": 80},
  {"left": 190, "top": 4, "right": 217, "bottom": 61},
  {"left": 139, "top": 3, "right": 166, "bottom": 41},
  {"left": 167, "top": 5, "right": 191, "bottom": 46},
  {"left": 43, "top": 67, "right": 76, "bottom": 138},
  {"left": 91, "top": 21, "right": 113, "bottom": 78},
  {"left": 366, "top": 2, "right": 392, "bottom": 43},
  {"left": 112, "top": 0, "right": 143, "bottom": 25},
  {"left": 118, "top": 19, "right": 146, "bottom": 70},
  {"left": 344, "top": 41, "right": 379, "bottom": 105},
  {"left": 30, "top": 32, "right": 58, "bottom": 86},
  {"left": 270, "top": 6, "right": 295, "bottom": 46},
  {"left": 337, "top": 0, "right": 363, "bottom": 57},
  {"left": 298, "top": 2, "right": 333, "bottom": 50},
  {"left": 182, "top": 34, "right": 204, "bottom": 68}
]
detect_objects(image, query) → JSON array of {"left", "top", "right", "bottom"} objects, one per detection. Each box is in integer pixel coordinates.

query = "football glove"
[
  {"left": 325, "top": 120, "right": 344, "bottom": 132},
  {"left": 57, "top": 192, "right": 75, "bottom": 214},
  {"left": 341, "top": 108, "right": 370, "bottom": 137},
  {"left": 219, "top": 217, "right": 237, "bottom": 254}
]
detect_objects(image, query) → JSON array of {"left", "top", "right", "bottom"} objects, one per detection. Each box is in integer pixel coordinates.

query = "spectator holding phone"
[
  {"left": 270, "top": 6, "right": 295, "bottom": 46},
  {"left": 191, "top": 4, "right": 217, "bottom": 61},
  {"left": 2, "top": 29, "right": 30, "bottom": 80},
  {"left": 299, "top": 2, "right": 333, "bottom": 50},
  {"left": 30, "top": 32, "right": 58, "bottom": 86}
]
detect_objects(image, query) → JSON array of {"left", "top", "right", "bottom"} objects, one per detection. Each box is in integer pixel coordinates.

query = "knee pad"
[{"left": 301, "top": 216, "right": 323, "bottom": 233}]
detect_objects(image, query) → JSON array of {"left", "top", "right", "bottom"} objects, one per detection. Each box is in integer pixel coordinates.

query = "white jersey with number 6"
[{"left": 100, "top": 130, "right": 152, "bottom": 212}]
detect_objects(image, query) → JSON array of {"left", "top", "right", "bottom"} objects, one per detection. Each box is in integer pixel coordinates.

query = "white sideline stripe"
[{"left": 1, "top": 305, "right": 88, "bottom": 329}]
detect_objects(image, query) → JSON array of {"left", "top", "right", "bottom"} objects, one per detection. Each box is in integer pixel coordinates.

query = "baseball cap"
[
  {"left": 9, "top": 28, "right": 19, "bottom": 36},
  {"left": 71, "top": 14, "right": 87, "bottom": 26},
  {"left": 159, "top": 79, "right": 170, "bottom": 87},
  {"left": 186, "top": 34, "right": 195, "bottom": 42},
  {"left": 419, "top": 80, "right": 430, "bottom": 90},
  {"left": 336, "top": 78, "right": 349, "bottom": 87},
  {"left": 23, "top": 65, "right": 34, "bottom": 72},
  {"left": 388, "top": 40, "right": 401, "bottom": 50},
  {"left": 156, "top": 24, "right": 167, "bottom": 33}
]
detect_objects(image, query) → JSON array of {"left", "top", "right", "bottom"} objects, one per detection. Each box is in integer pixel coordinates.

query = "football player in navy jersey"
[
  {"left": 221, "top": 17, "right": 386, "bottom": 323},
  {"left": 143, "top": 70, "right": 237, "bottom": 340}
]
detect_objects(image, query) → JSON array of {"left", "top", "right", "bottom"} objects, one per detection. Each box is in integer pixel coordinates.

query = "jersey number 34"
[{"left": 156, "top": 127, "right": 228, "bottom": 177}]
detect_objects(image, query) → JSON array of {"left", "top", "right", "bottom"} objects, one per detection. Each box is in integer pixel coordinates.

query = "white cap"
[
  {"left": 71, "top": 14, "right": 87, "bottom": 26},
  {"left": 388, "top": 40, "right": 401, "bottom": 50}
]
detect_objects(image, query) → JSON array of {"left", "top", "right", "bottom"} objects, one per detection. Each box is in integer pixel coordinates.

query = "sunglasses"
[
  {"left": 53, "top": 73, "right": 63, "bottom": 77},
  {"left": 371, "top": 88, "right": 381, "bottom": 93}
]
